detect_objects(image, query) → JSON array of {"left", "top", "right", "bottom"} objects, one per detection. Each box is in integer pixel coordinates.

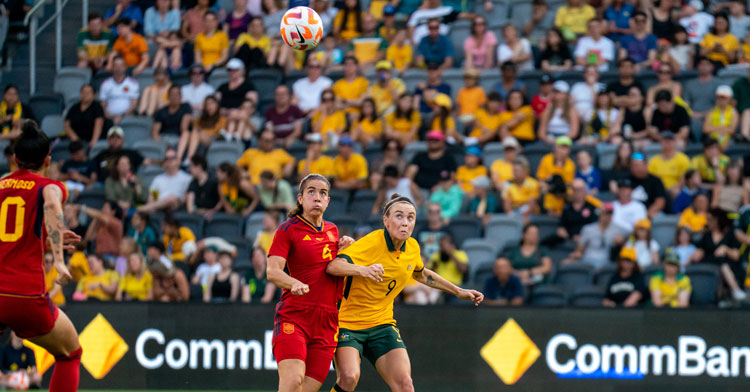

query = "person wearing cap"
[
  {"left": 93, "top": 125, "right": 147, "bottom": 180},
  {"left": 555, "top": 0, "right": 596, "bottom": 37},
  {"left": 333, "top": 135, "right": 368, "bottom": 191},
  {"left": 456, "top": 68, "right": 487, "bottom": 122},
  {"left": 573, "top": 18, "right": 615, "bottom": 71},
  {"left": 489, "top": 136, "right": 520, "bottom": 191},
  {"left": 292, "top": 56, "right": 333, "bottom": 113},
  {"left": 107, "top": 18, "right": 150, "bottom": 75},
  {"left": 349, "top": 13, "right": 388, "bottom": 70},
  {"left": 297, "top": 132, "right": 335, "bottom": 181},
  {"left": 406, "top": 130, "right": 457, "bottom": 190},
  {"left": 612, "top": 177, "right": 648, "bottom": 233},
  {"left": 539, "top": 80, "right": 580, "bottom": 143},
  {"left": 690, "top": 137, "right": 730, "bottom": 185},
  {"left": 456, "top": 145, "right": 488, "bottom": 193},
  {"left": 194, "top": 11, "right": 229, "bottom": 71},
  {"left": 602, "top": 247, "right": 647, "bottom": 308},
  {"left": 368, "top": 60, "right": 406, "bottom": 114},
  {"left": 429, "top": 169, "right": 464, "bottom": 220},
  {"left": 99, "top": 57, "right": 140, "bottom": 124},
  {"left": 537, "top": 136, "right": 575, "bottom": 186},
  {"left": 181, "top": 65, "right": 216, "bottom": 114},
  {"left": 679, "top": 0, "right": 714, "bottom": 45},
  {"left": 647, "top": 130, "right": 691, "bottom": 193},
  {"left": 617, "top": 11, "right": 657, "bottom": 68},
  {"left": 429, "top": 93, "right": 462, "bottom": 142},
  {"left": 372, "top": 164, "right": 422, "bottom": 215},
  {"left": 704, "top": 85, "right": 739, "bottom": 149},
  {"left": 137, "top": 67, "right": 172, "bottom": 117},
  {"left": 65, "top": 84, "right": 105, "bottom": 149},
  {"left": 415, "top": 61, "right": 452, "bottom": 114},
  {"left": 192, "top": 244, "right": 222, "bottom": 286},
  {"left": 310, "top": 88, "right": 347, "bottom": 148},
  {"left": 236, "top": 129, "right": 295, "bottom": 184},
  {"left": 629, "top": 152, "right": 668, "bottom": 217},
  {"left": 139, "top": 148, "right": 193, "bottom": 213},
  {"left": 469, "top": 92, "right": 503, "bottom": 143},
  {"left": 464, "top": 16, "right": 498, "bottom": 70},
  {"left": 531, "top": 73, "right": 555, "bottom": 117},
  {"left": 385, "top": 29, "right": 413, "bottom": 74},
  {"left": 216, "top": 58, "right": 258, "bottom": 113},
  {"left": 61, "top": 140, "right": 98, "bottom": 192},
  {"left": 501, "top": 156, "right": 539, "bottom": 216},
  {"left": 650, "top": 251, "right": 692, "bottom": 308},
  {"left": 648, "top": 89, "right": 691, "bottom": 146},
  {"left": 497, "top": 24, "right": 533, "bottom": 72},
  {"left": 499, "top": 90, "right": 535, "bottom": 143},
  {"left": 377, "top": 5, "right": 398, "bottom": 42},
  {"left": 626, "top": 218, "right": 660, "bottom": 268},
  {"left": 699, "top": 13, "right": 738, "bottom": 67},
  {"left": 333, "top": 56, "right": 370, "bottom": 114},
  {"left": 147, "top": 242, "right": 190, "bottom": 302},
  {"left": 492, "top": 61, "right": 525, "bottom": 101}
]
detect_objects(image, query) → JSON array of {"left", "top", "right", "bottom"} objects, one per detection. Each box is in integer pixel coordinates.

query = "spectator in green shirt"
[{"left": 77, "top": 13, "right": 114, "bottom": 71}]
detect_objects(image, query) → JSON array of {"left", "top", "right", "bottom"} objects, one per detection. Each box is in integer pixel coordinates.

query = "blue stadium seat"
[
  {"left": 250, "top": 69, "right": 283, "bottom": 102},
  {"left": 643, "top": 142, "right": 662, "bottom": 161},
  {"left": 137, "top": 165, "right": 165, "bottom": 189},
  {"left": 642, "top": 264, "right": 663, "bottom": 283},
  {"left": 208, "top": 67, "right": 229, "bottom": 90},
  {"left": 205, "top": 213, "right": 244, "bottom": 239},
  {"left": 53, "top": 67, "right": 91, "bottom": 105},
  {"left": 523, "top": 143, "right": 552, "bottom": 175},
  {"left": 485, "top": 214, "right": 523, "bottom": 250},
  {"left": 477, "top": 0, "right": 508, "bottom": 28},
  {"left": 76, "top": 188, "right": 106, "bottom": 210},
  {"left": 50, "top": 140, "right": 70, "bottom": 162},
  {"left": 479, "top": 69, "right": 501, "bottom": 92},
  {"left": 244, "top": 211, "right": 266, "bottom": 240},
  {"left": 206, "top": 141, "right": 245, "bottom": 168},
  {"left": 348, "top": 190, "right": 378, "bottom": 222},
  {"left": 553, "top": 263, "right": 594, "bottom": 294},
  {"left": 120, "top": 116, "right": 154, "bottom": 147},
  {"left": 89, "top": 140, "right": 109, "bottom": 159},
  {"left": 449, "top": 23, "right": 471, "bottom": 67},
  {"left": 530, "top": 285, "right": 567, "bottom": 307},
  {"left": 133, "top": 68, "right": 154, "bottom": 91},
  {"left": 569, "top": 285, "right": 606, "bottom": 307},
  {"left": 595, "top": 263, "right": 617, "bottom": 286},
  {"left": 401, "top": 68, "right": 427, "bottom": 93},
  {"left": 41, "top": 115, "right": 64, "bottom": 138},
  {"left": 402, "top": 141, "right": 427, "bottom": 165},
  {"left": 229, "top": 238, "right": 253, "bottom": 269},
  {"left": 686, "top": 263, "right": 720, "bottom": 306},
  {"left": 519, "top": 70, "right": 544, "bottom": 98},
  {"left": 636, "top": 70, "right": 658, "bottom": 90},
  {"left": 509, "top": 0, "right": 533, "bottom": 29},
  {"left": 530, "top": 214, "right": 560, "bottom": 243},
  {"left": 132, "top": 139, "right": 168, "bottom": 160},
  {"left": 652, "top": 215, "right": 680, "bottom": 250},
  {"left": 482, "top": 143, "right": 505, "bottom": 168},
  {"left": 447, "top": 215, "right": 483, "bottom": 246},
  {"left": 442, "top": 68, "right": 465, "bottom": 99},
  {"left": 596, "top": 143, "right": 618, "bottom": 170},
  {"left": 468, "top": 258, "right": 495, "bottom": 286},
  {"left": 717, "top": 66, "right": 748, "bottom": 80},
  {"left": 172, "top": 212, "right": 206, "bottom": 241},
  {"left": 325, "top": 192, "right": 350, "bottom": 219},
  {"left": 333, "top": 217, "right": 358, "bottom": 237},
  {"left": 29, "top": 94, "right": 64, "bottom": 121}
]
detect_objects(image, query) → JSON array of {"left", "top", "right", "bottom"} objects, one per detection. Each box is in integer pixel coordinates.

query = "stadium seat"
[
  {"left": 725, "top": 143, "right": 748, "bottom": 161},
  {"left": 485, "top": 214, "right": 523, "bottom": 250},
  {"left": 333, "top": 217, "right": 358, "bottom": 237},
  {"left": 519, "top": 70, "right": 544, "bottom": 98},
  {"left": 250, "top": 69, "right": 283, "bottom": 102},
  {"left": 133, "top": 68, "right": 154, "bottom": 90},
  {"left": 468, "top": 258, "right": 495, "bottom": 287},
  {"left": 479, "top": 69, "right": 501, "bottom": 92},
  {"left": 76, "top": 188, "right": 106, "bottom": 210},
  {"left": 50, "top": 140, "right": 71, "bottom": 162},
  {"left": 402, "top": 141, "right": 427, "bottom": 165},
  {"left": 652, "top": 215, "right": 680, "bottom": 250},
  {"left": 553, "top": 263, "right": 594, "bottom": 293},
  {"left": 208, "top": 67, "right": 229, "bottom": 90},
  {"left": 530, "top": 285, "right": 567, "bottom": 307},
  {"left": 522, "top": 143, "right": 552, "bottom": 175},
  {"left": 482, "top": 143, "right": 505, "bottom": 167},
  {"left": 446, "top": 215, "right": 483, "bottom": 246},
  {"left": 53, "top": 67, "right": 91, "bottom": 105},
  {"left": 204, "top": 213, "right": 244, "bottom": 238},
  {"left": 244, "top": 211, "right": 266, "bottom": 240},
  {"left": 91, "top": 71, "right": 112, "bottom": 92},
  {"left": 598, "top": 191, "right": 615, "bottom": 202},
  {"left": 402, "top": 68, "right": 428, "bottom": 93},
  {"left": 477, "top": 0, "right": 508, "bottom": 28},
  {"left": 363, "top": 143, "right": 384, "bottom": 165},
  {"left": 509, "top": 0, "right": 533, "bottom": 29},
  {"left": 642, "top": 264, "right": 663, "bottom": 283},
  {"left": 229, "top": 238, "right": 253, "bottom": 269},
  {"left": 643, "top": 143, "right": 662, "bottom": 161},
  {"left": 89, "top": 140, "right": 109, "bottom": 158},
  {"left": 189, "top": 284, "right": 204, "bottom": 302},
  {"left": 530, "top": 215, "right": 559, "bottom": 243},
  {"left": 120, "top": 116, "right": 154, "bottom": 147},
  {"left": 717, "top": 65, "right": 749, "bottom": 80},
  {"left": 29, "top": 94, "right": 64, "bottom": 121},
  {"left": 284, "top": 69, "right": 307, "bottom": 88},
  {"left": 41, "top": 115, "right": 64, "bottom": 138},
  {"left": 325, "top": 192, "right": 350, "bottom": 219},
  {"left": 684, "top": 142, "right": 703, "bottom": 158},
  {"left": 571, "top": 144, "right": 597, "bottom": 169},
  {"left": 596, "top": 143, "right": 618, "bottom": 170},
  {"left": 686, "top": 263, "right": 720, "bottom": 306},
  {"left": 172, "top": 212, "right": 206, "bottom": 241},
  {"left": 463, "top": 238, "right": 498, "bottom": 282},
  {"left": 206, "top": 141, "right": 245, "bottom": 168},
  {"left": 636, "top": 70, "right": 658, "bottom": 90},
  {"left": 327, "top": 70, "right": 345, "bottom": 82},
  {"left": 286, "top": 142, "right": 308, "bottom": 163},
  {"left": 449, "top": 23, "right": 471, "bottom": 67},
  {"left": 674, "top": 69, "right": 699, "bottom": 83},
  {"left": 137, "top": 165, "right": 165, "bottom": 189},
  {"left": 569, "top": 285, "right": 606, "bottom": 307},
  {"left": 170, "top": 69, "right": 190, "bottom": 86},
  {"left": 555, "top": 70, "right": 584, "bottom": 86},
  {"left": 348, "top": 190, "right": 378, "bottom": 222},
  {"left": 442, "top": 68, "right": 465, "bottom": 98},
  {"left": 132, "top": 139, "right": 167, "bottom": 160},
  {"left": 595, "top": 263, "right": 617, "bottom": 285}
]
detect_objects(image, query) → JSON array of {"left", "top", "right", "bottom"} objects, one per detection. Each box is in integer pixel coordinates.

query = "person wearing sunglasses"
[
  {"left": 292, "top": 56, "right": 333, "bottom": 113},
  {"left": 618, "top": 11, "right": 657, "bottom": 69}
]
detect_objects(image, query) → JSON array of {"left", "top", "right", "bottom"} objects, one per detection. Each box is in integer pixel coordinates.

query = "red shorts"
[
  {"left": 272, "top": 302, "right": 338, "bottom": 384},
  {"left": 0, "top": 294, "right": 59, "bottom": 339}
]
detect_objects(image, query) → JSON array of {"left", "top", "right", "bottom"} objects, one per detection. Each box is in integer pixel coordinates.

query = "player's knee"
[
  {"left": 392, "top": 374, "right": 413, "bottom": 392},
  {"left": 338, "top": 368, "right": 360, "bottom": 390}
]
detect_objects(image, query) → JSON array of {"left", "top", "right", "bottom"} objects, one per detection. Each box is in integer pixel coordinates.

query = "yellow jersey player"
[{"left": 325, "top": 194, "right": 484, "bottom": 392}]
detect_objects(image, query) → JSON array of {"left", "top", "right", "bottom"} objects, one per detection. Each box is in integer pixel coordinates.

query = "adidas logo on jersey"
[{"left": 303, "top": 235, "right": 311, "bottom": 241}]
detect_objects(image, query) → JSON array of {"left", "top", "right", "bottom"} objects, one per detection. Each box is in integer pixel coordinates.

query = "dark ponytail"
[
  {"left": 13, "top": 120, "right": 50, "bottom": 170},
  {"left": 288, "top": 173, "right": 331, "bottom": 218},
  {"left": 382, "top": 193, "right": 416, "bottom": 217}
]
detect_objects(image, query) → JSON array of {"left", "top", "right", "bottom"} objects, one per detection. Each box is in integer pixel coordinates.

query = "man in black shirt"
[
  {"left": 603, "top": 247, "right": 647, "bottom": 307},
  {"left": 406, "top": 130, "right": 457, "bottom": 190},
  {"left": 216, "top": 58, "right": 258, "bottom": 111},
  {"left": 649, "top": 90, "right": 691, "bottom": 145},
  {"left": 558, "top": 179, "right": 599, "bottom": 241},
  {"left": 153, "top": 86, "right": 193, "bottom": 161},
  {"left": 607, "top": 57, "right": 644, "bottom": 108},
  {"left": 186, "top": 155, "right": 220, "bottom": 215},
  {"left": 0, "top": 331, "right": 42, "bottom": 388},
  {"left": 629, "top": 152, "right": 667, "bottom": 217},
  {"left": 94, "top": 126, "right": 146, "bottom": 181}
]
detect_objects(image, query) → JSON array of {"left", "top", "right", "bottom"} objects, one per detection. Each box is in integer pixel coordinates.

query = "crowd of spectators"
[{"left": 5, "top": 0, "right": 750, "bottom": 308}]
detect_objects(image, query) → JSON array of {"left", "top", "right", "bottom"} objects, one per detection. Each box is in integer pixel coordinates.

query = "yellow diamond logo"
[
  {"left": 480, "top": 318, "right": 540, "bottom": 385},
  {"left": 23, "top": 340, "right": 55, "bottom": 375},
  {"left": 79, "top": 313, "right": 129, "bottom": 379}
]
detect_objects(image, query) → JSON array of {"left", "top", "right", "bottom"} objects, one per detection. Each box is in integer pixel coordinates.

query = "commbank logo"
[{"left": 480, "top": 318, "right": 540, "bottom": 385}]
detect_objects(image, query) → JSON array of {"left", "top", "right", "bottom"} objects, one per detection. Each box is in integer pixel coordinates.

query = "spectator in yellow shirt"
[
  {"left": 555, "top": 0, "right": 596, "bottom": 37},
  {"left": 44, "top": 252, "right": 65, "bottom": 306},
  {"left": 333, "top": 56, "right": 370, "bottom": 115},
  {"left": 456, "top": 145, "right": 488, "bottom": 194},
  {"left": 333, "top": 135, "right": 369, "bottom": 190},
  {"left": 297, "top": 133, "right": 335, "bottom": 181},
  {"left": 499, "top": 90, "right": 536, "bottom": 143},
  {"left": 699, "top": 14, "right": 739, "bottom": 66},
  {"left": 650, "top": 252, "right": 691, "bottom": 308},
  {"left": 428, "top": 233, "right": 468, "bottom": 286},
  {"left": 690, "top": 137, "right": 729, "bottom": 185},
  {"left": 384, "top": 92, "right": 420, "bottom": 147},
  {"left": 470, "top": 92, "right": 503, "bottom": 143},
  {"left": 647, "top": 131, "right": 691, "bottom": 194},
  {"left": 74, "top": 254, "right": 120, "bottom": 301},
  {"left": 502, "top": 156, "right": 540, "bottom": 215},
  {"left": 234, "top": 17, "right": 272, "bottom": 69},
  {"left": 236, "top": 130, "right": 296, "bottom": 184},
  {"left": 194, "top": 12, "right": 230, "bottom": 72},
  {"left": 490, "top": 137, "right": 521, "bottom": 192},
  {"left": 351, "top": 98, "right": 383, "bottom": 148},
  {"left": 333, "top": 0, "right": 363, "bottom": 42},
  {"left": 386, "top": 29, "right": 413, "bottom": 74},
  {"left": 311, "top": 89, "right": 347, "bottom": 147},
  {"left": 162, "top": 216, "right": 197, "bottom": 263},
  {"left": 536, "top": 136, "right": 576, "bottom": 184},
  {"left": 116, "top": 252, "right": 153, "bottom": 301},
  {"left": 369, "top": 60, "right": 406, "bottom": 114},
  {"left": 678, "top": 192, "right": 709, "bottom": 233},
  {"left": 456, "top": 69, "right": 486, "bottom": 122},
  {"left": 253, "top": 211, "right": 280, "bottom": 255},
  {"left": 429, "top": 93, "right": 462, "bottom": 143}
]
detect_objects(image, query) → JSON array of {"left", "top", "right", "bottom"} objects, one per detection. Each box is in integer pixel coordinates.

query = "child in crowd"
[
  {"left": 456, "top": 68, "right": 486, "bottom": 124},
  {"left": 673, "top": 169, "right": 704, "bottom": 214},
  {"left": 575, "top": 149, "right": 600, "bottom": 194},
  {"left": 672, "top": 226, "right": 696, "bottom": 271},
  {"left": 253, "top": 211, "right": 280, "bottom": 255},
  {"left": 582, "top": 91, "right": 622, "bottom": 144},
  {"left": 679, "top": 192, "right": 709, "bottom": 233},
  {"left": 316, "top": 34, "right": 344, "bottom": 72}
]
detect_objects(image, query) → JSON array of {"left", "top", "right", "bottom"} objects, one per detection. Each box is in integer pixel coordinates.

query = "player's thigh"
[
  {"left": 27, "top": 308, "right": 80, "bottom": 357},
  {"left": 374, "top": 348, "right": 413, "bottom": 392},
  {"left": 277, "top": 358, "right": 306, "bottom": 392},
  {"left": 334, "top": 346, "right": 363, "bottom": 380}
]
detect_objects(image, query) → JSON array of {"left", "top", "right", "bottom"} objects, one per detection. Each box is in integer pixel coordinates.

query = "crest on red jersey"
[
  {"left": 327, "top": 231, "right": 336, "bottom": 242},
  {"left": 283, "top": 323, "right": 295, "bottom": 334}
]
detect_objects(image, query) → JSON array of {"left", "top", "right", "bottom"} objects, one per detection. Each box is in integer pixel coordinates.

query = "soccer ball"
[
  {"left": 7, "top": 371, "right": 29, "bottom": 390},
  {"left": 280, "top": 6, "right": 324, "bottom": 51}
]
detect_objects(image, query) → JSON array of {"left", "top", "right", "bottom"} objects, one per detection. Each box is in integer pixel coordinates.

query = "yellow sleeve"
[
  {"left": 647, "top": 156, "right": 660, "bottom": 175},
  {"left": 76, "top": 278, "right": 85, "bottom": 292},
  {"left": 236, "top": 149, "right": 252, "bottom": 168},
  {"left": 454, "top": 250, "right": 468, "bottom": 265},
  {"left": 679, "top": 276, "right": 692, "bottom": 293},
  {"left": 220, "top": 32, "right": 229, "bottom": 49},
  {"left": 235, "top": 33, "right": 248, "bottom": 48},
  {"left": 727, "top": 35, "right": 739, "bottom": 51},
  {"left": 649, "top": 276, "right": 660, "bottom": 292},
  {"left": 678, "top": 154, "right": 691, "bottom": 172},
  {"left": 280, "top": 150, "right": 295, "bottom": 165},
  {"left": 393, "top": 79, "right": 406, "bottom": 95},
  {"left": 536, "top": 155, "right": 551, "bottom": 180},
  {"left": 339, "top": 232, "right": 378, "bottom": 266},
  {"left": 554, "top": 7, "right": 565, "bottom": 27},
  {"left": 297, "top": 160, "right": 306, "bottom": 174},
  {"left": 181, "top": 227, "right": 196, "bottom": 242},
  {"left": 144, "top": 271, "right": 153, "bottom": 289},
  {"left": 411, "top": 110, "right": 421, "bottom": 125},
  {"left": 118, "top": 276, "right": 127, "bottom": 291},
  {"left": 355, "top": 154, "right": 368, "bottom": 179},
  {"left": 530, "top": 179, "right": 540, "bottom": 199},
  {"left": 700, "top": 34, "right": 712, "bottom": 49},
  {"left": 195, "top": 34, "right": 204, "bottom": 51},
  {"left": 162, "top": 234, "right": 169, "bottom": 251},
  {"left": 332, "top": 80, "right": 344, "bottom": 97},
  {"left": 584, "top": 5, "right": 595, "bottom": 19}
]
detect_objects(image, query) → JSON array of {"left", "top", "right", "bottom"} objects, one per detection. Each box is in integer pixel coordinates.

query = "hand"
[
  {"left": 339, "top": 236, "right": 354, "bottom": 250},
  {"left": 359, "top": 264, "right": 385, "bottom": 282},
  {"left": 87, "top": 282, "right": 100, "bottom": 291},
  {"left": 290, "top": 281, "right": 309, "bottom": 296},
  {"left": 457, "top": 288, "right": 484, "bottom": 306},
  {"left": 602, "top": 299, "right": 616, "bottom": 307},
  {"left": 54, "top": 263, "right": 73, "bottom": 286},
  {"left": 715, "top": 245, "right": 728, "bottom": 257},
  {"left": 62, "top": 230, "right": 82, "bottom": 251}
]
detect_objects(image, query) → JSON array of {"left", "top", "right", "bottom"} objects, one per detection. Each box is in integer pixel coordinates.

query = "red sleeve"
[{"left": 268, "top": 226, "right": 292, "bottom": 259}]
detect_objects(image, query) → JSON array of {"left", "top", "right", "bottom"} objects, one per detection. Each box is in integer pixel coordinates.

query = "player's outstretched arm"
[
  {"left": 43, "top": 185, "right": 72, "bottom": 285},
  {"left": 413, "top": 268, "right": 484, "bottom": 307},
  {"left": 267, "top": 255, "right": 309, "bottom": 296},
  {"left": 326, "top": 257, "right": 384, "bottom": 282}
]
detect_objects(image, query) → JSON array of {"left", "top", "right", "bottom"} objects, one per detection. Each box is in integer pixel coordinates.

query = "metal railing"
[{"left": 24, "top": 0, "right": 75, "bottom": 94}]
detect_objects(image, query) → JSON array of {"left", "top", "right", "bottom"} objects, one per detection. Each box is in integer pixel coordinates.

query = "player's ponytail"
[
  {"left": 288, "top": 173, "right": 331, "bottom": 218},
  {"left": 13, "top": 120, "right": 51, "bottom": 171},
  {"left": 382, "top": 193, "right": 416, "bottom": 217}
]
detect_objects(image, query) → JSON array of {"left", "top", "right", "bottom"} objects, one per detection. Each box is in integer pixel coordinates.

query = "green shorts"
[{"left": 337, "top": 324, "right": 406, "bottom": 364}]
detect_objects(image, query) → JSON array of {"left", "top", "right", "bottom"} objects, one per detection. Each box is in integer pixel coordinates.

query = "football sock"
[
  {"left": 50, "top": 347, "right": 82, "bottom": 392},
  {"left": 331, "top": 384, "right": 350, "bottom": 392}
]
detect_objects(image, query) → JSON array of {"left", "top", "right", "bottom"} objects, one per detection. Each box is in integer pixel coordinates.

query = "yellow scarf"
[
  {"left": 220, "top": 182, "right": 248, "bottom": 211},
  {"left": 709, "top": 106, "right": 733, "bottom": 146},
  {"left": 0, "top": 101, "right": 22, "bottom": 134}
]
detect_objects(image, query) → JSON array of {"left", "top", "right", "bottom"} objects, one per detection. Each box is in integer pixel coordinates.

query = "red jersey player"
[
  {"left": 267, "top": 174, "right": 381, "bottom": 392},
  {"left": 0, "top": 121, "right": 82, "bottom": 392}
]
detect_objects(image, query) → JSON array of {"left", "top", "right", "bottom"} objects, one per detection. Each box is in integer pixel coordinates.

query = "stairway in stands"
[{"left": 3, "top": 0, "right": 110, "bottom": 100}]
